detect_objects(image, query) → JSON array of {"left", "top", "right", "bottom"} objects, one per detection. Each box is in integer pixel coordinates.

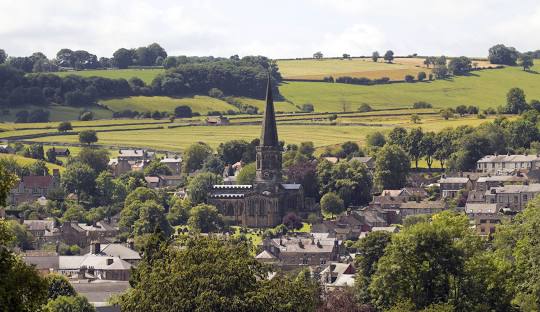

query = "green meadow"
[
  {"left": 100, "top": 96, "right": 239, "bottom": 114},
  {"left": 280, "top": 63, "right": 540, "bottom": 112},
  {"left": 53, "top": 68, "right": 164, "bottom": 84}
]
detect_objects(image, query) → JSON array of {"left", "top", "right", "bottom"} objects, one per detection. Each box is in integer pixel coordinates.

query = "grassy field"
[
  {"left": 278, "top": 58, "right": 429, "bottom": 81},
  {"left": 280, "top": 63, "right": 540, "bottom": 111},
  {"left": 0, "top": 154, "right": 65, "bottom": 172},
  {"left": 20, "top": 114, "right": 498, "bottom": 152},
  {"left": 233, "top": 97, "right": 298, "bottom": 113},
  {"left": 100, "top": 96, "right": 239, "bottom": 115},
  {"left": 0, "top": 105, "right": 112, "bottom": 122},
  {"left": 54, "top": 68, "right": 164, "bottom": 84}
]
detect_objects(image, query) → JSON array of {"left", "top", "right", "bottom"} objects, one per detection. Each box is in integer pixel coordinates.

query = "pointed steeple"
[{"left": 260, "top": 73, "right": 279, "bottom": 147}]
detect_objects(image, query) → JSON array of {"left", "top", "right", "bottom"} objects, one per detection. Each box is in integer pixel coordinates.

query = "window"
[
  {"left": 320, "top": 258, "right": 326, "bottom": 265},
  {"left": 514, "top": 196, "right": 519, "bottom": 203},
  {"left": 524, "top": 195, "right": 528, "bottom": 201}
]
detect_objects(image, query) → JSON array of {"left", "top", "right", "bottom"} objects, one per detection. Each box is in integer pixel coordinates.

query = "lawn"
[
  {"left": 278, "top": 57, "right": 429, "bottom": 81},
  {"left": 100, "top": 96, "right": 239, "bottom": 115},
  {"left": 232, "top": 97, "right": 298, "bottom": 113},
  {"left": 0, "top": 154, "right": 65, "bottom": 172},
  {"left": 280, "top": 63, "right": 540, "bottom": 111},
  {"left": 53, "top": 68, "right": 164, "bottom": 84}
]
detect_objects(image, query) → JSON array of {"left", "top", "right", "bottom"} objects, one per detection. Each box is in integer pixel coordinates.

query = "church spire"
[{"left": 260, "top": 73, "right": 279, "bottom": 147}]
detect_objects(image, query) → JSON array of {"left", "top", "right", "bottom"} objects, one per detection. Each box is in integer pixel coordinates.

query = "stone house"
[
  {"left": 484, "top": 184, "right": 540, "bottom": 212},
  {"left": 9, "top": 170, "right": 60, "bottom": 206},
  {"left": 349, "top": 156, "right": 375, "bottom": 170},
  {"left": 438, "top": 176, "right": 473, "bottom": 198},
  {"left": 475, "top": 174, "right": 528, "bottom": 192},
  {"left": 259, "top": 236, "right": 340, "bottom": 269},
  {"left": 477, "top": 154, "right": 540, "bottom": 174},
  {"left": 61, "top": 221, "right": 118, "bottom": 247},
  {"left": 160, "top": 157, "right": 182, "bottom": 175}
]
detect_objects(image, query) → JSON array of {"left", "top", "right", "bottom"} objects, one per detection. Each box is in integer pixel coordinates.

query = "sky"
[{"left": 1, "top": 0, "right": 540, "bottom": 59}]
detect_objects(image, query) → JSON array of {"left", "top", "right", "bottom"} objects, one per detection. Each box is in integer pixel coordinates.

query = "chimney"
[
  {"left": 127, "top": 238, "right": 135, "bottom": 250},
  {"left": 90, "top": 240, "right": 101, "bottom": 254}
]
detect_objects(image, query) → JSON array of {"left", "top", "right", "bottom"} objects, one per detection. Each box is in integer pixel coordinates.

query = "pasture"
[
  {"left": 53, "top": 68, "right": 164, "bottom": 84},
  {"left": 280, "top": 63, "right": 540, "bottom": 111},
  {"left": 277, "top": 57, "right": 430, "bottom": 81},
  {"left": 0, "top": 154, "right": 65, "bottom": 173},
  {"left": 100, "top": 96, "right": 239, "bottom": 115},
  {"left": 0, "top": 105, "right": 112, "bottom": 122},
  {"left": 18, "top": 114, "right": 499, "bottom": 152}
]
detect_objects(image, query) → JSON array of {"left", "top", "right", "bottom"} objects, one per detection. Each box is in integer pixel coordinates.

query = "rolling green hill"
[{"left": 280, "top": 63, "right": 540, "bottom": 111}]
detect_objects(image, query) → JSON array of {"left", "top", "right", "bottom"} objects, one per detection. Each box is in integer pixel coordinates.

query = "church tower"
[{"left": 255, "top": 74, "right": 282, "bottom": 188}]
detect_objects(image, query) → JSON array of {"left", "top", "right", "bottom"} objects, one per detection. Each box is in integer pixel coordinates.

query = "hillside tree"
[{"left": 383, "top": 50, "right": 394, "bottom": 63}]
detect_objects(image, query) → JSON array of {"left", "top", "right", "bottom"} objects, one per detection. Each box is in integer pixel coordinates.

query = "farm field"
[
  {"left": 280, "top": 62, "right": 540, "bottom": 112},
  {"left": 277, "top": 57, "right": 430, "bottom": 81},
  {"left": 100, "top": 96, "right": 239, "bottom": 115},
  {"left": 19, "top": 114, "right": 498, "bottom": 152},
  {"left": 0, "top": 105, "right": 112, "bottom": 122},
  {"left": 53, "top": 68, "right": 164, "bottom": 84}
]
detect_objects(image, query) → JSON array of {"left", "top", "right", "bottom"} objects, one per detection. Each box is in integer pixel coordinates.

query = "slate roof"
[
  {"left": 465, "top": 203, "right": 499, "bottom": 214},
  {"left": 438, "top": 177, "right": 470, "bottom": 184},
  {"left": 477, "top": 175, "right": 527, "bottom": 183},
  {"left": 23, "top": 219, "right": 55, "bottom": 232},
  {"left": 59, "top": 254, "right": 132, "bottom": 270},
  {"left": 281, "top": 183, "right": 301, "bottom": 190},
  {"left": 23, "top": 255, "right": 59, "bottom": 270},
  {"left": 271, "top": 237, "right": 337, "bottom": 254},
  {"left": 71, "top": 280, "right": 129, "bottom": 304},
  {"left": 99, "top": 244, "right": 141, "bottom": 261},
  {"left": 255, "top": 250, "right": 276, "bottom": 259},
  {"left": 160, "top": 157, "right": 182, "bottom": 163},
  {"left": 478, "top": 154, "right": 540, "bottom": 163},
  {"left": 399, "top": 200, "right": 446, "bottom": 209},
  {"left": 487, "top": 183, "right": 540, "bottom": 194}
]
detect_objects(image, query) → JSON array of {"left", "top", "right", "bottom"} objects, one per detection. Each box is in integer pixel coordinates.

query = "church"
[{"left": 208, "top": 76, "right": 312, "bottom": 227}]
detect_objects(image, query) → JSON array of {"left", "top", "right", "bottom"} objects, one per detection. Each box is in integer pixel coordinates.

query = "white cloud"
[{"left": 1, "top": 0, "right": 540, "bottom": 59}]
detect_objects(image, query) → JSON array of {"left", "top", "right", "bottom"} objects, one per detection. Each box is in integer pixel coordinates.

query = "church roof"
[
  {"left": 260, "top": 74, "right": 279, "bottom": 147},
  {"left": 212, "top": 185, "right": 252, "bottom": 189}
]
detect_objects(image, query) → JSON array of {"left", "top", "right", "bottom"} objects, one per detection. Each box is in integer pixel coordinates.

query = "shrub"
[
  {"left": 328, "top": 114, "right": 338, "bottom": 121},
  {"left": 174, "top": 105, "right": 192, "bottom": 118},
  {"left": 57, "top": 121, "right": 73, "bottom": 132},
  {"left": 79, "top": 111, "right": 94, "bottom": 121},
  {"left": 404, "top": 75, "right": 415, "bottom": 82},
  {"left": 14, "top": 110, "right": 29, "bottom": 123},
  {"left": 208, "top": 88, "right": 224, "bottom": 99},
  {"left": 358, "top": 103, "right": 373, "bottom": 112},
  {"left": 413, "top": 101, "right": 432, "bottom": 109},
  {"left": 417, "top": 71, "right": 427, "bottom": 81},
  {"left": 301, "top": 103, "right": 315, "bottom": 113}
]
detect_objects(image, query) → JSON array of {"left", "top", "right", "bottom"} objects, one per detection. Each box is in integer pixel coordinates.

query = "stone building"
[{"left": 208, "top": 76, "right": 311, "bottom": 227}]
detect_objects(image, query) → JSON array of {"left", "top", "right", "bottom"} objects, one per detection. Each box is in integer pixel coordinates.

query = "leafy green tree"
[
  {"left": 57, "top": 121, "right": 72, "bottom": 132},
  {"left": 144, "top": 160, "right": 172, "bottom": 176},
  {"left": 369, "top": 213, "right": 472, "bottom": 310},
  {"left": 387, "top": 127, "right": 408, "bottom": 150},
  {"left": 407, "top": 128, "right": 424, "bottom": 169},
  {"left": 488, "top": 44, "right": 519, "bottom": 65},
  {"left": 78, "top": 130, "right": 98, "bottom": 145},
  {"left": 188, "top": 204, "right": 223, "bottom": 232},
  {"left": 372, "top": 51, "right": 380, "bottom": 62},
  {"left": 410, "top": 113, "right": 420, "bottom": 123},
  {"left": 116, "top": 236, "right": 318, "bottom": 312},
  {"left": 0, "top": 49, "right": 6, "bottom": 64},
  {"left": 317, "top": 160, "right": 372, "bottom": 206},
  {"left": 112, "top": 48, "right": 134, "bottom": 69},
  {"left": 506, "top": 87, "right": 528, "bottom": 114},
  {"left": 434, "top": 129, "right": 455, "bottom": 169},
  {"left": 27, "top": 160, "right": 49, "bottom": 176},
  {"left": 187, "top": 172, "right": 222, "bottom": 204},
  {"left": 218, "top": 140, "right": 252, "bottom": 164},
  {"left": 374, "top": 144, "right": 410, "bottom": 189},
  {"left": 507, "top": 119, "right": 539, "bottom": 149},
  {"left": 313, "top": 51, "right": 323, "bottom": 59},
  {"left": 448, "top": 56, "right": 472, "bottom": 75},
  {"left": 383, "top": 50, "right": 394, "bottom": 63},
  {"left": 367, "top": 131, "right": 386, "bottom": 147},
  {"left": 6, "top": 220, "right": 34, "bottom": 250},
  {"left": 77, "top": 147, "right": 109, "bottom": 173},
  {"left": 433, "top": 64, "right": 449, "bottom": 79},
  {"left": 43, "top": 295, "right": 95, "bottom": 312},
  {"left": 45, "top": 274, "right": 76, "bottom": 300},
  {"left": 167, "top": 198, "right": 191, "bottom": 226},
  {"left": 0, "top": 220, "right": 48, "bottom": 312},
  {"left": 518, "top": 54, "right": 534, "bottom": 71},
  {"left": 183, "top": 143, "right": 212, "bottom": 173},
  {"left": 420, "top": 131, "right": 437, "bottom": 170},
  {"left": 61, "top": 162, "right": 96, "bottom": 200},
  {"left": 174, "top": 105, "right": 192, "bottom": 118},
  {"left": 236, "top": 162, "right": 256, "bottom": 185},
  {"left": 133, "top": 200, "right": 173, "bottom": 237},
  {"left": 320, "top": 192, "right": 345, "bottom": 217},
  {"left": 202, "top": 154, "right": 225, "bottom": 175},
  {"left": 354, "top": 231, "right": 392, "bottom": 304}
]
